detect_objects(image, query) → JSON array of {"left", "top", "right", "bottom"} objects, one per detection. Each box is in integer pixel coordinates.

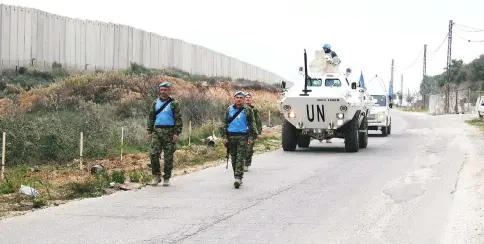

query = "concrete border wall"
[{"left": 0, "top": 4, "right": 287, "bottom": 84}]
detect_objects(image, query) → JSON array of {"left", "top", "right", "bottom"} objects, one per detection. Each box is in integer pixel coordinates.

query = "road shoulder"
[{"left": 441, "top": 118, "right": 484, "bottom": 243}]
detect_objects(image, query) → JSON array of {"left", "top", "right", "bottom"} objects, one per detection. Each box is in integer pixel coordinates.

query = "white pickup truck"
[{"left": 367, "top": 93, "right": 392, "bottom": 136}]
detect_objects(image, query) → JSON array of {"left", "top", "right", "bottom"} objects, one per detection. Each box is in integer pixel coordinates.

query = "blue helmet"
[
  {"left": 322, "top": 44, "right": 331, "bottom": 50},
  {"left": 346, "top": 68, "right": 352, "bottom": 73}
]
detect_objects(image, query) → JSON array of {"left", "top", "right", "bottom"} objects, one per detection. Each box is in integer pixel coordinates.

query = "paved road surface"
[{"left": 1, "top": 110, "right": 484, "bottom": 244}]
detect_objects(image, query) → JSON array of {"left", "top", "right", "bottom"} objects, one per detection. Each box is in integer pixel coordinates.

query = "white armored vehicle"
[{"left": 278, "top": 49, "right": 374, "bottom": 152}]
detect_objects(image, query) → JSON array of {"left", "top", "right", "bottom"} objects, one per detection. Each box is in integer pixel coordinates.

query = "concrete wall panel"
[{"left": 0, "top": 3, "right": 287, "bottom": 84}]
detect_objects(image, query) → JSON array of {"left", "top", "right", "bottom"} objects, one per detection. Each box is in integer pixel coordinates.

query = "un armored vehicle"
[{"left": 278, "top": 49, "right": 373, "bottom": 152}]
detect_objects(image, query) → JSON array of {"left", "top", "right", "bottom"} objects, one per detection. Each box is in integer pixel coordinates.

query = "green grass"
[
  {"left": 465, "top": 118, "right": 484, "bottom": 131},
  {"left": 400, "top": 106, "right": 427, "bottom": 112}
]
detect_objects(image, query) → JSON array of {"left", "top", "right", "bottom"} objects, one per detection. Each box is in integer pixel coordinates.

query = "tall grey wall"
[{"left": 0, "top": 4, "right": 287, "bottom": 84}]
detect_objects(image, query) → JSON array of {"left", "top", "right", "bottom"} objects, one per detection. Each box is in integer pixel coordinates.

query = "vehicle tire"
[
  {"left": 297, "top": 134, "right": 311, "bottom": 148},
  {"left": 387, "top": 123, "right": 391, "bottom": 135},
  {"left": 282, "top": 120, "right": 298, "bottom": 151},
  {"left": 344, "top": 118, "right": 359, "bottom": 152},
  {"left": 359, "top": 116, "right": 368, "bottom": 149},
  {"left": 479, "top": 112, "right": 483, "bottom": 118},
  {"left": 381, "top": 125, "right": 388, "bottom": 137}
]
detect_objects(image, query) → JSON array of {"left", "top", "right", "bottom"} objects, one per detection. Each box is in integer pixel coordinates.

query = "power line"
[
  {"left": 453, "top": 27, "right": 484, "bottom": 42},
  {"left": 423, "top": 32, "right": 449, "bottom": 61},
  {"left": 402, "top": 48, "right": 423, "bottom": 71},
  {"left": 454, "top": 23, "right": 484, "bottom": 32},
  {"left": 454, "top": 33, "right": 484, "bottom": 42},
  {"left": 432, "top": 32, "right": 449, "bottom": 53}
]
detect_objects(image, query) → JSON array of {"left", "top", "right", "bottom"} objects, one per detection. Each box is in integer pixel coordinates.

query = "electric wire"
[
  {"left": 454, "top": 23, "right": 484, "bottom": 42},
  {"left": 402, "top": 48, "right": 423, "bottom": 71},
  {"left": 454, "top": 23, "right": 484, "bottom": 32}
]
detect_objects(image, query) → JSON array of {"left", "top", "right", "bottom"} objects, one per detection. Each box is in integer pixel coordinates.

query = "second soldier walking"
[
  {"left": 220, "top": 91, "right": 258, "bottom": 188},
  {"left": 244, "top": 93, "right": 262, "bottom": 172}
]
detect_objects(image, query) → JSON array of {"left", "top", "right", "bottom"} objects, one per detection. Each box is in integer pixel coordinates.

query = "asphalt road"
[{"left": 1, "top": 110, "right": 484, "bottom": 244}]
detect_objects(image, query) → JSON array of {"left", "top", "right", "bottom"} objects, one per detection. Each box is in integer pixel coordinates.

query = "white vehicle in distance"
[
  {"left": 368, "top": 94, "right": 392, "bottom": 136},
  {"left": 477, "top": 96, "right": 484, "bottom": 118}
]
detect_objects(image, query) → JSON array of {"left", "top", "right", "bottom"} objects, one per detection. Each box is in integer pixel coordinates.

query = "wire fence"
[{"left": 424, "top": 87, "right": 484, "bottom": 115}]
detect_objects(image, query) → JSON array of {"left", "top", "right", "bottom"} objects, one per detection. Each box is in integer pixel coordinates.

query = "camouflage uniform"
[
  {"left": 220, "top": 91, "right": 257, "bottom": 188},
  {"left": 147, "top": 82, "right": 183, "bottom": 186},
  {"left": 245, "top": 104, "right": 262, "bottom": 168}
]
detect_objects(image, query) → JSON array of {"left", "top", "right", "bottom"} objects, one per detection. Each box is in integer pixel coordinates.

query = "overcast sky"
[{"left": 3, "top": 0, "right": 483, "bottom": 94}]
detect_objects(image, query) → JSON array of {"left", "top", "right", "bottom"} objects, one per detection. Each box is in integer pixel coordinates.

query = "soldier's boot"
[
  {"left": 163, "top": 178, "right": 170, "bottom": 186},
  {"left": 150, "top": 175, "right": 161, "bottom": 186},
  {"left": 244, "top": 166, "right": 249, "bottom": 172},
  {"left": 234, "top": 178, "right": 242, "bottom": 189}
]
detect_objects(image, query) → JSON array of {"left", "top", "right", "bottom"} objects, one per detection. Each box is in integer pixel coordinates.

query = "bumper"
[
  {"left": 368, "top": 121, "right": 387, "bottom": 129},
  {"left": 367, "top": 114, "right": 388, "bottom": 129}
]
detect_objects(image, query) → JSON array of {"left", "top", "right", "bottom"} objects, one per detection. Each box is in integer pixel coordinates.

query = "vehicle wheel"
[
  {"left": 479, "top": 112, "right": 483, "bottom": 118},
  {"left": 359, "top": 116, "right": 368, "bottom": 149},
  {"left": 381, "top": 125, "right": 388, "bottom": 137},
  {"left": 344, "top": 118, "right": 359, "bottom": 152},
  {"left": 297, "top": 134, "right": 311, "bottom": 148},
  {"left": 282, "top": 120, "right": 298, "bottom": 151},
  {"left": 387, "top": 123, "right": 391, "bottom": 135}
]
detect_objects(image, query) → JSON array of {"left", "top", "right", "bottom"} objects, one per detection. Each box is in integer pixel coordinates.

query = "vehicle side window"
[
  {"left": 325, "top": 78, "right": 341, "bottom": 87},
  {"left": 309, "top": 78, "right": 322, "bottom": 86}
]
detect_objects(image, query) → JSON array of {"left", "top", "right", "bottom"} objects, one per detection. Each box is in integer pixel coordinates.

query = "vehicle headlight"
[
  {"left": 378, "top": 113, "right": 386, "bottom": 121},
  {"left": 288, "top": 111, "right": 296, "bottom": 118},
  {"left": 336, "top": 113, "right": 344, "bottom": 119}
]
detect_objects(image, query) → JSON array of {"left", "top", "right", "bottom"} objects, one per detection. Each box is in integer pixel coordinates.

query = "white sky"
[{"left": 2, "top": 0, "right": 484, "bottom": 94}]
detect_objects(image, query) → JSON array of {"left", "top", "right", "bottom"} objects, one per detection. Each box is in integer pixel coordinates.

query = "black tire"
[
  {"left": 359, "top": 116, "right": 368, "bottom": 149},
  {"left": 344, "top": 118, "right": 359, "bottom": 152},
  {"left": 282, "top": 120, "right": 298, "bottom": 151},
  {"left": 381, "top": 125, "right": 388, "bottom": 137},
  {"left": 297, "top": 134, "right": 311, "bottom": 148},
  {"left": 387, "top": 123, "right": 391, "bottom": 135}
]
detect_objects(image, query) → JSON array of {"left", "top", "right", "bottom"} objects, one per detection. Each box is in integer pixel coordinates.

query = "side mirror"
[
  {"left": 281, "top": 81, "right": 286, "bottom": 89},
  {"left": 351, "top": 82, "right": 357, "bottom": 89}
]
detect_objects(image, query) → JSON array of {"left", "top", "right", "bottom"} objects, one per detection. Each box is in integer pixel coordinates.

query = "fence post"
[
  {"left": 468, "top": 88, "right": 471, "bottom": 113},
  {"left": 268, "top": 110, "right": 271, "bottom": 127},
  {"left": 79, "top": 132, "right": 83, "bottom": 170},
  {"left": 1, "top": 132, "right": 5, "bottom": 181},
  {"left": 188, "top": 121, "right": 192, "bottom": 146},
  {"left": 121, "top": 127, "right": 124, "bottom": 161}
]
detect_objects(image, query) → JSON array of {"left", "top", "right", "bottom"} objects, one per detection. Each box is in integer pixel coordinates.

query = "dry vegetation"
[{"left": 0, "top": 63, "right": 284, "bottom": 218}]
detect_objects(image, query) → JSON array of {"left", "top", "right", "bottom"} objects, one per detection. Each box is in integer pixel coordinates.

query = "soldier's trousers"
[
  {"left": 228, "top": 135, "right": 248, "bottom": 179},
  {"left": 245, "top": 141, "right": 255, "bottom": 166},
  {"left": 150, "top": 127, "right": 176, "bottom": 179}
]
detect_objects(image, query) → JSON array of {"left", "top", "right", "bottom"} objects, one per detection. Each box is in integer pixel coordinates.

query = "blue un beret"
[
  {"left": 245, "top": 93, "right": 252, "bottom": 97},
  {"left": 234, "top": 91, "right": 245, "bottom": 97},
  {"left": 159, "top": 81, "right": 171, "bottom": 88}
]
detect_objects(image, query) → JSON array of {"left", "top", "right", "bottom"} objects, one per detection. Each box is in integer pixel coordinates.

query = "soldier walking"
[
  {"left": 244, "top": 93, "right": 262, "bottom": 172},
  {"left": 220, "top": 91, "right": 257, "bottom": 189},
  {"left": 147, "top": 81, "right": 183, "bottom": 186}
]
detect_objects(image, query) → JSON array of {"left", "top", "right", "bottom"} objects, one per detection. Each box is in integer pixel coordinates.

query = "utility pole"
[
  {"left": 423, "top": 44, "right": 427, "bottom": 108},
  {"left": 390, "top": 59, "right": 394, "bottom": 105},
  {"left": 408, "top": 88, "right": 410, "bottom": 105},
  {"left": 446, "top": 20, "right": 453, "bottom": 113},
  {"left": 400, "top": 74, "right": 403, "bottom": 106}
]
